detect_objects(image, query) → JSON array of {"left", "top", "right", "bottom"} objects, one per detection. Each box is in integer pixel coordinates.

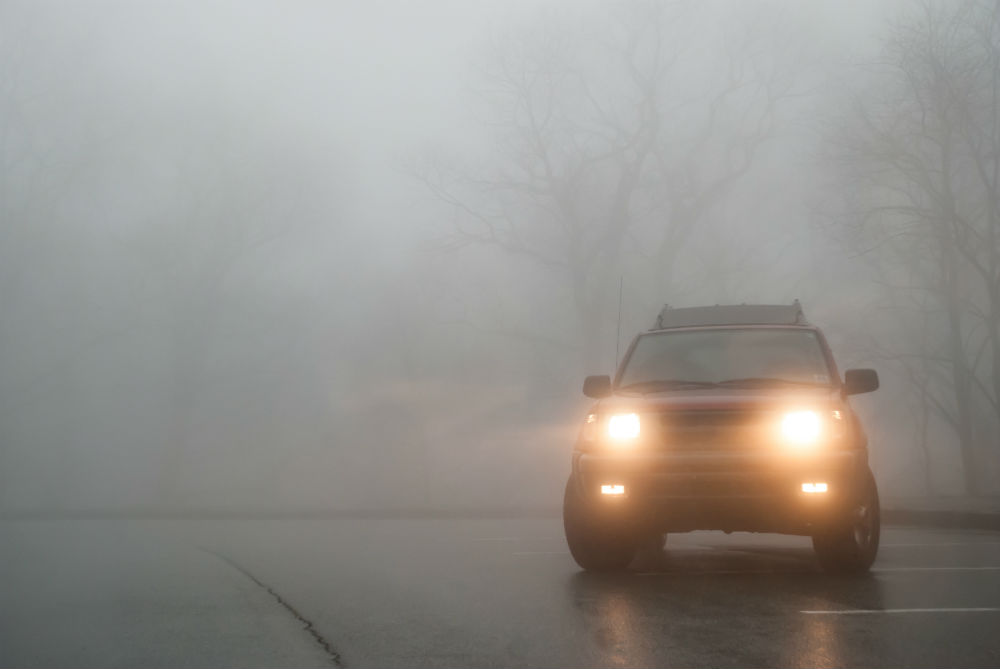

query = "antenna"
[{"left": 615, "top": 275, "right": 623, "bottom": 369}]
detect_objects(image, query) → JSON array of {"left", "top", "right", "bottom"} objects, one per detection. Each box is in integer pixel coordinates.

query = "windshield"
[{"left": 618, "top": 328, "right": 832, "bottom": 390}]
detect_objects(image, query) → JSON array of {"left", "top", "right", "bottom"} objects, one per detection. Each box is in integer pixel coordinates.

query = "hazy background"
[{"left": 2, "top": 0, "right": 997, "bottom": 514}]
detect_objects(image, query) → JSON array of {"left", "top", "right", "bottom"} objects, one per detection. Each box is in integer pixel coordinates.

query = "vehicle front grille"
[{"left": 657, "top": 410, "right": 775, "bottom": 451}]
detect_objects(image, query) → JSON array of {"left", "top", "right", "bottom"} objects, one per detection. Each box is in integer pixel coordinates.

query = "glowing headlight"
[
  {"left": 607, "top": 413, "right": 640, "bottom": 440},
  {"left": 781, "top": 410, "right": 822, "bottom": 445}
]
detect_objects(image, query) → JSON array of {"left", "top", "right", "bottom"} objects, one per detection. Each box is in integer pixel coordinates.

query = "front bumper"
[{"left": 572, "top": 448, "right": 867, "bottom": 534}]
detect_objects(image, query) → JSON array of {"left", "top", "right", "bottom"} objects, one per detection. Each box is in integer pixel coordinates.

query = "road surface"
[{"left": 2, "top": 516, "right": 999, "bottom": 667}]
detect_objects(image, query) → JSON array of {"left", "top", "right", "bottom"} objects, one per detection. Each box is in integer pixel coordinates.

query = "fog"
[{"left": 2, "top": 0, "right": 996, "bottom": 516}]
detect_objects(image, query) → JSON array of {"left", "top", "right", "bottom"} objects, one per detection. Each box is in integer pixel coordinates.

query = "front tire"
[
  {"left": 812, "top": 469, "right": 880, "bottom": 573},
  {"left": 563, "top": 476, "right": 637, "bottom": 571}
]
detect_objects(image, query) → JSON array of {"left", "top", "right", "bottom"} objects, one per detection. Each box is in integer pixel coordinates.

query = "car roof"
[{"left": 651, "top": 302, "right": 808, "bottom": 330}]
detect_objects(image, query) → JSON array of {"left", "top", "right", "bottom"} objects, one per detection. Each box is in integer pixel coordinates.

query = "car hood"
[{"left": 597, "top": 386, "right": 843, "bottom": 413}]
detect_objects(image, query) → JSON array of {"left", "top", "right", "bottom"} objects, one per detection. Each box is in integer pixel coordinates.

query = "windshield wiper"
[
  {"left": 618, "top": 379, "right": 720, "bottom": 393},
  {"left": 715, "top": 377, "right": 829, "bottom": 388}
]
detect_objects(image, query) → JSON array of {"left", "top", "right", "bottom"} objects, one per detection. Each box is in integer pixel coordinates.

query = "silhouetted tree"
[
  {"left": 823, "top": 0, "right": 1000, "bottom": 493},
  {"left": 418, "top": 2, "right": 797, "bottom": 370}
]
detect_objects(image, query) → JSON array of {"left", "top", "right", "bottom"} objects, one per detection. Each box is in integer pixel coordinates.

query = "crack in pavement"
[{"left": 200, "top": 547, "right": 345, "bottom": 667}]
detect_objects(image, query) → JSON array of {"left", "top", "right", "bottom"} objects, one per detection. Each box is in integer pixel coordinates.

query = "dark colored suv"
[{"left": 563, "top": 303, "right": 881, "bottom": 572}]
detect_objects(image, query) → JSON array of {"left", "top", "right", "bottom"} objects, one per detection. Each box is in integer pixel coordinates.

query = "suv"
[{"left": 563, "top": 303, "right": 881, "bottom": 573}]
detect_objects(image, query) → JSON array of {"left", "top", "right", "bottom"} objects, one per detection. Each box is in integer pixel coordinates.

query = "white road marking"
[
  {"left": 882, "top": 542, "right": 1000, "bottom": 548},
  {"left": 512, "top": 551, "right": 570, "bottom": 556},
  {"left": 802, "top": 607, "right": 1000, "bottom": 615},
  {"left": 469, "top": 537, "right": 522, "bottom": 542},
  {"left": 635, "top": 566, "right": 1000, "bottom": 576},
  {"left": 873, "top": 566, "right": 1000, "bottom": 572}
]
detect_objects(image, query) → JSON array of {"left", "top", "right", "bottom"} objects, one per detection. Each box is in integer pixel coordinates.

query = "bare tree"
[
  {"left": 122, "top": 129, "right": 331, "bottom": 504},
  {"left": 417, "top": 2, "right": 797, "bottom": 370},
  {"left": 0, "top": 9, "right": 121, "bottom": 506},
  {"left": 822, "top": 0, "right": 1000, "bottom": 493}
]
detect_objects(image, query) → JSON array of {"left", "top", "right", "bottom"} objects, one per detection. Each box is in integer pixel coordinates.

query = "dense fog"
[{"left": 2, "top": 0, "right": 997, "bottom": 515}]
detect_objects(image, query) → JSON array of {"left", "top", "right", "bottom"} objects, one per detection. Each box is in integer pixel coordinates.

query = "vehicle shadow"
[
  {"left": 629, "top": 540, "right": 820, "bottom": 573},
  {"left": 566, "top": 541, "right": 886, "bottom": 612}
]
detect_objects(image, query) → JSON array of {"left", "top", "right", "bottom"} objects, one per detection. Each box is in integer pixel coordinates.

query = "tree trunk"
[{"left": 944, "top": 250, "right": 979, "bottom": 494}]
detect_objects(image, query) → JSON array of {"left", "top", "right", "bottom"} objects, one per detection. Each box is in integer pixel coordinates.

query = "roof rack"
[{"left": 651, "top": 301, "right": 807, "bottom": 330}]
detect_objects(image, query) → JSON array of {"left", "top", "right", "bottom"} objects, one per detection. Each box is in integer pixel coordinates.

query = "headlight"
[
  {"left": 608, "top": 413, "right": 640, "bottom": 440},
  {"left": 781, "top": 410, "right": 822, "bottom": 445}
]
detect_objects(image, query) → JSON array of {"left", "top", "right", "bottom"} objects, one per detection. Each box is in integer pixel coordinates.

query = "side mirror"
[
  {"left": 844, "top": 368, "right": 879, "bottom": 395},
  {"left": 583, "top": 375, "right": 612, "bottom": 398}
]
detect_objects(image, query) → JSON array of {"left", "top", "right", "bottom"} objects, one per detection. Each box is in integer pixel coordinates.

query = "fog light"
[
  {"left": 601, "top": 484, "right": 626, "bottom": 495},
  {"left": 802, "top": 482, "right": 828, "bottom": 494}
]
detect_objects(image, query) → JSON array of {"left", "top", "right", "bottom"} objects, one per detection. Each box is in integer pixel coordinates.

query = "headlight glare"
[
  {"left": 607, "top": 413, "right": 640, "bottom": 440},
  {"left": 781, "top": 410, "right": 821, "bottom": 445}
]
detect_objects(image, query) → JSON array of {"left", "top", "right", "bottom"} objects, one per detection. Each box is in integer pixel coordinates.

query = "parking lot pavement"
[
  {"left": 0, "top": 520, "right": 336, "bottom": 668},
  {"left": 173, "top": 517, "right": 1000, "bottom": 668},
  {"left": 3, "top": 517, "right": 999, "bottom": 668},
  {"left": 882, "top": 496, "right": 1000, "bottom": 530}
]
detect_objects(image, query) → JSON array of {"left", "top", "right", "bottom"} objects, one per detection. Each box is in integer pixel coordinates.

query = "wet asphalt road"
[{"left": 2, "top": 517, "right": 999, "bottom": 668}]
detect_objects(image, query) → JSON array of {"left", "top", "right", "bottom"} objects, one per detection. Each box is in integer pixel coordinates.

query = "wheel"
[
  {"left": 812, "top": 469, "right": 880, "bottom": 573},
  {"left": 563, "top": 476, "right": 637, "bottom": 571}
]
